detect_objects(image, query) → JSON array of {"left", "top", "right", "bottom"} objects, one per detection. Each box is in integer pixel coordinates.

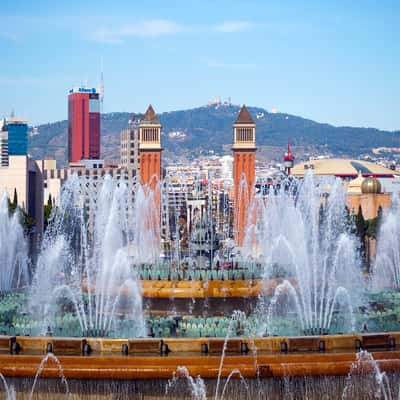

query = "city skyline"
[{"left": 0, "top": 0, "right": 399, "bottom": 131}]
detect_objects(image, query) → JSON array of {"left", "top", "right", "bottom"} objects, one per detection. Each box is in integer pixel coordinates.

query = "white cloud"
[
  {"left": 90, "top": 19, "right": 257, "bottom": 44},
  {"left": 213, "top": 21, "right": 256, "bottom": 33},
  {"left": 90, "top": 19, "right": 183, "bottom": 43},
  {"left": 0, "top": 31, "right": 18, "bottom": 41}
]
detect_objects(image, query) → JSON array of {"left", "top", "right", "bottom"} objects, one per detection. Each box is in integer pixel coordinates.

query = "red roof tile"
[
  {"left": 142, "top": 104, "right": 160, "bottom": 124},
  {"left": 235, "top": 105, "right": 254, "bottom": 124}
]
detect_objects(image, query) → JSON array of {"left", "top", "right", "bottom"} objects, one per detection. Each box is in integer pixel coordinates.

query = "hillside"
[{"left": 29, "top": 105, "right": 400, "bottom": 166}]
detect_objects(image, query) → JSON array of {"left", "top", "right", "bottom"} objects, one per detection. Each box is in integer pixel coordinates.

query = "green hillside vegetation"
[{"left": 29, "top": 105, "right": 400, "bottom": 166}]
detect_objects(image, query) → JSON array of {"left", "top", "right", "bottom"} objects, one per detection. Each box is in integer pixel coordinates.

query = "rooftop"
[
  {"left": 141, "top": 105, "right": 160, "bottom": 125},
  {"left": 291, "top": 158, "right": 396, "bottom": 177},
  {"left": 235, "top": 105, "right": 254, "bottom": 124}
]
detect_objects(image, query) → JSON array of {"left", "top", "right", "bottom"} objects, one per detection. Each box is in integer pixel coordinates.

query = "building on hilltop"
[{"left": 68, "top": 87, "right": 101, "bottom": 163}]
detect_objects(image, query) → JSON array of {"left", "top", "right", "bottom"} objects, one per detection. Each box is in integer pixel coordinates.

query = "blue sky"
[{"left": 0, "top": 0, "right": 399, "bottom": 130}]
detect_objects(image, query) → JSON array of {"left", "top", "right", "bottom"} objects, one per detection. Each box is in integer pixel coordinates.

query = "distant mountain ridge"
[{"left": 29, "top": 105, "right": 400, "bottom": 166}]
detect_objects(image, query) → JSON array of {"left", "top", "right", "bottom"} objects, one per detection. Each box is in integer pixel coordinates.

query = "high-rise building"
[
  {"left": 68, "top": 87, "right": 101, "bottom": 163},
  {"left": 232, "top": 105, "right": 256, "bottom": 246},
  {"left": 120, "top": 117, "right": 140, "bottom": 172},
  {"left": 0, "top": 117, "right": 28, "bottom": 167},
  {"left": 7, "top": 117, "right": 28, "bottom": 156},
  {"left": 0, "top": 119, "right": 9, "bottom": 167}
]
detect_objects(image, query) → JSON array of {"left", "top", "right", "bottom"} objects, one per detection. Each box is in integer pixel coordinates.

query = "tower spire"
[
  {"left": 98, "top": 57, "right": 104, "bottom": 113},
  {"left": 283, "top": 137, "right": 295, "bottom": 175}
]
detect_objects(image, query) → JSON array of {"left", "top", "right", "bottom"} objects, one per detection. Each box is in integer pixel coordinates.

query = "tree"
[
  {"left": 12, "top": 188, "right": 18, "bottom": 208},
  {"left": 7, "top": 194, "right": 36, "bottom": 234},
  {"left": 355, "top": 206, "right": 367, "bottom": 268},
  {"left": 355, "top": 206, "right": 366, "bottom": 238},
  {"left": 44, "top": 193, "right": 53, "bottom": 230}
]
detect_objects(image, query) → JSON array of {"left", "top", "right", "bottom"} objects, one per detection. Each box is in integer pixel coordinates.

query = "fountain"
[
  {"left": 342, "top": 350, "right": 399, "bottom": 400},
  {"left": 372, "top": 194, "right": 400, "bottom": 290},
  {"left": 0, "top": 170, "right": 399, "bottom": 399},
  {"left": 166, "top": 366, "right": 207, "bottom": 400},
  {"left": 0, "top": 192, "right": 29, "bottom": 294},
  {"left": 244, "top": 173, "right": 363, "bottom": 335},
  {"left": 28, "top": 174, "right": 146, "bottom": 337}
]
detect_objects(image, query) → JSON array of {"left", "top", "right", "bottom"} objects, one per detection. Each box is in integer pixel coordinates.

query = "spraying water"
[
  {"left": 371, "top": 193, "right": 400, "bottom": 290},
  {"left": 342, "top": 350, "right": 398, "bottom": 400},
  {"left": 0, "top": 373, "right": 16, "bottom": 400},
  {"left": 29, "top": 353, "right": 69, "bottom": 400},
  {"left": 215, "top": 310, "right": 247, "bottom": 400},
  {"left": 28, "top": 174, "right": 150, "bottom": 337},
  {"left": 246, "top": 173, "right": 363, "bottom": 335},
  {"left": 0, "top": 192, "right": 29, "bottom": 293},
  {"left": 166, "top": 366, "right": 207, "bottom": 400}
]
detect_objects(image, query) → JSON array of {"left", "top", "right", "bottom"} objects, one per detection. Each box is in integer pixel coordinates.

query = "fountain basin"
[
  {"left": 0, "top": 333, "right": 399, "bottom": 379},
  {"left": 83, "top": 278, "right": 286, "bottom": 298}
]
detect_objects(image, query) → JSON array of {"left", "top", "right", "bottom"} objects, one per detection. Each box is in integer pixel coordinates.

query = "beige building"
[
  {"left": 0, "top": 155, "right": 44, "bottom": 238},
  {"left": 43, "top": 160, "right": 136, "bottom": 206},
  {"left": 120, "top": 117, "right": 140, "bottom": 172},
  {"left": 291, "top": 158, "right": 398, "bottom": 219},
  {"left": 291, "top": 158, "right": 396, "bottom": 178},
  {"left": 346, "top": 175, "right": 391, "bottom": 220}
]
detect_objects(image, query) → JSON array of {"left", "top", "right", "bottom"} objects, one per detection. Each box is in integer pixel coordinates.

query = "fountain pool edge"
[{"left": 0, "top": 333, "right": 399, "bottom": 379}]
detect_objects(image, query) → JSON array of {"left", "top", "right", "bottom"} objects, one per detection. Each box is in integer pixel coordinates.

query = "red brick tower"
[
  {"left": 232, "top": 105, "right": 256, "bottom": 246},
  {"left": 139, "top": 105, "right": 162, "bottom": 188}
]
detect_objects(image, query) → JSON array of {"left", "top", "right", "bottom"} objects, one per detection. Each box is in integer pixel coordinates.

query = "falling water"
[
  {"left": 219, "top": 369, "right": 250, "bottom": 400},
  {"left": 244, "top": 172, "right": 363, "bottom": 335},
  {"left": 0, "top": 192, "right": 29, "bottom": 293},
  {"left": 342, "top": 350, "right": 398, "bottom": 400},
  {"left": 29, "top": 353, "right": 69, "bottom": 400},
  {"left": 0, "top": 373, "right": 16, "bottom": 400},
  {"left": 214, "top": 310, "right": 247, "bottom": 400},
  {"left": 28, "top": 174, "right": 151, "bottom": 337},
  {"left": 371, "top": 194, "right": 400, "bottom": 290},
  {"left": 166, "top": 366, "right": 207, "bottom": 400}
]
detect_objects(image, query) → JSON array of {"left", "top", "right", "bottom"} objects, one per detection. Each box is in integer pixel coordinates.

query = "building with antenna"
[
  {"left": 68, "top": 87, "right": 101, "bottom": 163},
  {"left": 98, "top": 68, "right": 104, "bottom": 113}
]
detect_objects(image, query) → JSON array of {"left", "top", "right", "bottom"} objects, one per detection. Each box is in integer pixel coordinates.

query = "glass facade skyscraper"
[
  {"left": 0, "top": 118, "right": 28, "bottom": 166},
  {"left": 7, "top": 119, "right": 28, "bottom": 156}
]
